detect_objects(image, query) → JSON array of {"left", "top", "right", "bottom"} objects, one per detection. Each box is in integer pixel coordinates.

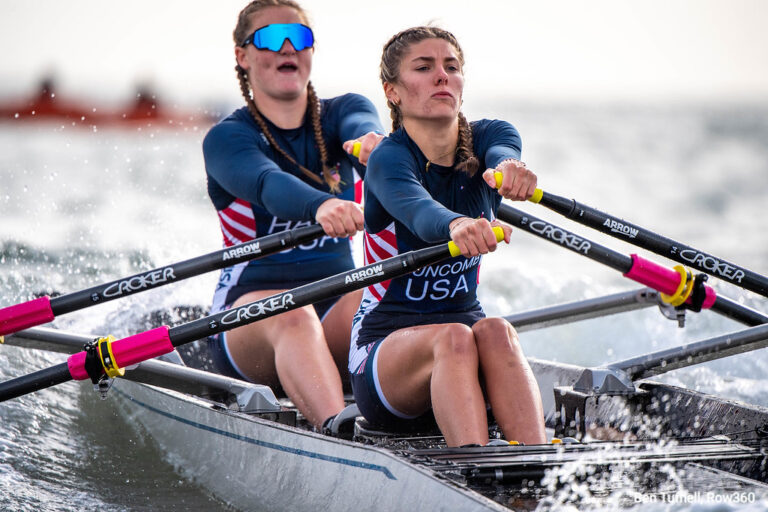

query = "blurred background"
[{"left": 1, "top": 0, "right": 767, "bottom": 113}]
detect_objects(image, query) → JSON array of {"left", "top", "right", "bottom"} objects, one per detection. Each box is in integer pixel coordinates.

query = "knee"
[
  {"left": 433, "top": 323, "right": 477, "bottom": 360},
  {"left": 276, "top": 306, "right": 322, "bottom": 333},
  {"left": 473, "top": 318, "right": 522, "bottom": 355}
]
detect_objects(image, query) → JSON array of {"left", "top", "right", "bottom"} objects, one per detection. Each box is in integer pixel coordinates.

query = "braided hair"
[
  {"left": 380, "top": 26, "right": 479, "bottom": 176},
  {"left": 233, "top": 0, "right": 340, "bottom": 193}
]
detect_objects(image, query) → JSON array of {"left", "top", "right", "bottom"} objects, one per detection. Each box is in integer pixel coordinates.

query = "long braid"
[
  {"left": 388, "top": 100, "right": 403, "bottom": 132},
  {"left": 307, "top": 82, "right": 340, "bottom": 193},
  {"left": 380, "top": 26, "right": 477, "bottom": 175},
  {"left": 455, "top": 112, "right": 479, "bottom": 175}
]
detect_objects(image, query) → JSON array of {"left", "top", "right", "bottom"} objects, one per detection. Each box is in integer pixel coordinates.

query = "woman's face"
[
  {"left": 385, "top": 38, "right": 464, "bottom": 124},
  {"left": 235, "top": 6, "right": 313, "bottom": 102}
]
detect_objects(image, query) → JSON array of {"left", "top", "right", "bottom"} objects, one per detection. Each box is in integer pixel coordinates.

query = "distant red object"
[{"left": 0, "top": 80, "right": 218, "bottom": 128}]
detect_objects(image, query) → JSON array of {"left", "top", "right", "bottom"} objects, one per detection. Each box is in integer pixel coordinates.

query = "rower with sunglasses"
[{"left": 200, "top": 0, "right": 384, "bottom": 433}]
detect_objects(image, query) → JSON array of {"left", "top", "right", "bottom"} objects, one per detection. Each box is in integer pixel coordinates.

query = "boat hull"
[{"left": 114, "top": 379, "right": 509, "bottom": 512}]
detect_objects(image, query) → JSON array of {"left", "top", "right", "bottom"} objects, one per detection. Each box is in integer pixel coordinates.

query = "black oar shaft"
[
  {"left": 497, "top": 204, "right": 633, "bottom": 273},
  {"left": 711, "top": 296, "right": 768, "bottom": 327},
  {"left": 0, "top": 235, "right": 471, "bottom": 402},
  {"left": 50, "top": 224, "right": 324, "bottom": 315},
  {"left": 0, "top": 362, "right": 72, "bottom": 402},
  {"left": 498, "top": 203, "right": 767, "bottom": 326},
  {"left": 168, "top": 244, "right": 450, "bottom": 346},
  {"left": 537, "top": 192, "right": 768, "bottom": 298}
]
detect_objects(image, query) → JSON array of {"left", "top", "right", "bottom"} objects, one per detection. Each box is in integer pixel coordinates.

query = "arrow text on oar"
[
  {"left": 496, "top": 204, "right": 766, "bottom": 327},
  {"left": 0, "top": 228, "right": 504, "bottom": 402},
  {"left": 496, "top": 174, "right": 768, "bottom": 299},
  {"left": 0, "top": 224, "right": 325, "bottom": 336}
]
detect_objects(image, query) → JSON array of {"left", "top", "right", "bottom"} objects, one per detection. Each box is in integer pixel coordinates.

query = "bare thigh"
[
  {"left": 224, "top": 289, "right": 324, "bottom": 387},
  {"left": 375, "top": 323, "right": 476, "bottom": 416}
]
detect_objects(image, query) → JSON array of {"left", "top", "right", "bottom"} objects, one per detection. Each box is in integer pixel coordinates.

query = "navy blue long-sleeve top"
[
  {"left": 202, "top": 93, "right": 382, "bottom": 310},
  {"left": 351, "top": 119, "right": 522, "bottom": 348}
]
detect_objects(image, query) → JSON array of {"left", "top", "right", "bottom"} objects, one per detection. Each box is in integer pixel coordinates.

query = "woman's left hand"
[
  {"left": 483, "top": 159, "right": 537, "bottom": 201},
  {"left": 343, "top": 131, "right": 385, "bottom": 165}
]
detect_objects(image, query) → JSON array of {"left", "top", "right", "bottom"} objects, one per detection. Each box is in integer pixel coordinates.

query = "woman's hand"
[
  {"left": 315, "top": 198, "right": 364, "bottom": 238},
  {"left": 343, "top": 131, "right": 385, "bottom": 165},
  {"left": 448, "top": 217, "right": 512, "bottom": 258},
  {"left": 483, "top": 159, "right": 537, "bottom": 201}
]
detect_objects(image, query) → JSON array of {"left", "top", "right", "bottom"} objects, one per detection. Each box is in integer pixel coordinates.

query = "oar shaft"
[
  {"left": 50, "top": 224, "right": 324, "bottom": 315},
  {"left": 1, "top": 229, "right": 497, "bottom": 402},
  {"left": 168, "top": 244, "right": 452, "bottom": 346},
  {"left": 0, "top": 362, "right": 72, "bottom": 402},
  {"left": 0, "top": 225, "right": 325, "bottom": 335},
  {"left": 498, "top": 204, "right": 633, "bottom": 273},
  {"left": 497, "top": 204, "right": 717, "bottom": 307},
  {"left": 536, "top": 191, "right": 768, "bottom": 298},
  {"left": 711, "top": 296, "right": 768, "bottom": 327}
]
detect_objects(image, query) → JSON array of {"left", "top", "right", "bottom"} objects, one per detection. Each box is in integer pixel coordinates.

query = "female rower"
[
  {"left": 202, "top": 0, "right": 383, "bottom": 431},
  {"left": 349, "top": 26, "right": 547, "bottom": 447}
]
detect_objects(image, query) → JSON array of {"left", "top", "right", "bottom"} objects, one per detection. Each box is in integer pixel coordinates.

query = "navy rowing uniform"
[
  {"left": 348, "top": 119, "right": 523, "bottom": 425},
  {"left": 197, "top": 93, "right": 382, "bottom": 383},
  {"left": 203, "top": 93, "right": 382, "bottom": 314}
]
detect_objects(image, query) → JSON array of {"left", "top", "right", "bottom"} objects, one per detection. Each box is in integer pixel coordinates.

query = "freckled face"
[
  {"left": 385, "top": 38, "right": 464, "bottom": 123},
  {"left": 235, "top": 6, "right": 313, "bottom": 101}
]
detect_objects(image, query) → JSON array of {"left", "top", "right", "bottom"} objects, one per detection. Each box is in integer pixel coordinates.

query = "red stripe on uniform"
[
  {"left": 218, "top": 212, "right": 254, "bottom": 244},
  {"left": 375, "top": 229, "right": 397, "bottom": 249},
  {"left": 365, "top": 234, "right": 395, "bottom": 261}
]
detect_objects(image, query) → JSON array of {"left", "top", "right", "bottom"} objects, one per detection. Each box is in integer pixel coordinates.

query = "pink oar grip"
[
  {"left": 65, "top": 326, "right": 173, "bottom": 381},
  {"left": 623, "top": 254, "right": 716, "bottom": 309},
  {"left": 111, "top": 327, "right": 173, "bottom": 368},
  {"left": 67, "top": 352, "right": 89, "bottom": 381},
  {"left": 0, "top": 296, "right": 55, "bottom": 336},
  {"left": 623, "top": 255, "right": 680, "bottom": 295}
]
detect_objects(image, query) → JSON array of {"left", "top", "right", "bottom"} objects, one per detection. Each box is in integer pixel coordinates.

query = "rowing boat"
[{"left": 6, "top": 286, "right": 768, "bottom": 510}]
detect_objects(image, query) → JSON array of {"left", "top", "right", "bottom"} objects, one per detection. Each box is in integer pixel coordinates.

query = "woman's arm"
[
  {"left": 203, "top": 122, "right": 333, "bottom": 220},
  {"left": 366, "top": 144, "right": 462, "bottom": 243},
  {"left": 335, "top": 94, "right": 386, "bottom": 166}
]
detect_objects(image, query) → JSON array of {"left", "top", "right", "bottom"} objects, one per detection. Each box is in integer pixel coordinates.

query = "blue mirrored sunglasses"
[{"left": 240, "top": 23, "right": 314, "bottom": 52}]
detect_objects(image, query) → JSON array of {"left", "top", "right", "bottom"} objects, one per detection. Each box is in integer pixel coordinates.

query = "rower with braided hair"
[
  {"left": 349, "top": 26, "right": 546, "bottom": 447},
  {"left": 202, "top": 0, "right": 383, "bottom": 432}
]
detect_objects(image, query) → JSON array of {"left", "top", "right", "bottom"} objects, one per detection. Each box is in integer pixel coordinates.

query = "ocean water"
[{"left": 1, "top": 100, "right": 767, "bottom": 511}]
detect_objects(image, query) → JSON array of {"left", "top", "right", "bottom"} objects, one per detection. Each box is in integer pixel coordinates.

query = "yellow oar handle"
[
  {"left": 493, "top": 171, "right": 543, "bottom": 203},
  {"left": 352, "top": 141, "right": 361, "bottom": 158},
  {"left": 448, "top": 226, "right": 504, "bottom": 257}
]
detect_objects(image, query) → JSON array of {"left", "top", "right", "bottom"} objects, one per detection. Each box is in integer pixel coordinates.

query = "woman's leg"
[
  {"left": 224, "top": 289, "right": 345, "bottom": 428},
  {"left": 375, "top": 323, "right": 489, "bottom": 447},
  {"left": 320, "top": 289, "right": 363, "bottom": 381},
  {"left": 472, "top": 317, "right": 546, "bottom": 444}
]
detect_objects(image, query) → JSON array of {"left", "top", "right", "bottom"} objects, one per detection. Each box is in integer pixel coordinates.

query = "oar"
[
  {"left": 493, "top": 173, "right": 768, "bottom": 298},
  {"left": 496, "top": 203, "right": 768, "bottom": 327},
  {"left": 0, "top": 228, "right": 504, "bottom": 402},
  {"left": 0, "top": 224, "right": 325, "bottom": 337}
]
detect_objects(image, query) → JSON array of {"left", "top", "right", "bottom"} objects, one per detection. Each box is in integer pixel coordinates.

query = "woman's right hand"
[
  {"left": 448, "top": 217, "right": 512, "bottom": 258},
  {"left": 315, "top": 198, "right": 365, "bottom": 238}
]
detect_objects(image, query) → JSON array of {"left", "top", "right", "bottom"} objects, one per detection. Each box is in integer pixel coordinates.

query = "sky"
[{"left": 1, "top": 0, "right": 767, "bottom": 112}]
